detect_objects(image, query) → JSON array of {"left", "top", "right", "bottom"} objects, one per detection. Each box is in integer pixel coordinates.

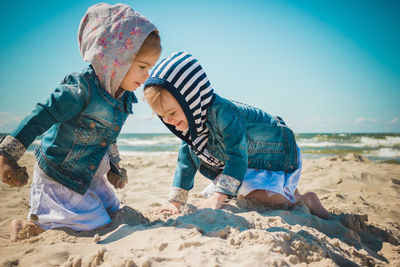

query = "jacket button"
[
  {"left": 89, "top": 122, "right": 96, "bottom": 128},
  {"left": 290, "top": 165, "right": 294, "bottom": 169},
  {"left": 101, "top": 142, "right": 107, "bottom": 147},
  {"left": 89, "top": 164, "right": 96, "bottom": 170},
  {"left": 268, "top": 164, "right": 272, "bottom": 168},
  {"left": 114, "top": 126, "right": 120, "bottom": 131}
]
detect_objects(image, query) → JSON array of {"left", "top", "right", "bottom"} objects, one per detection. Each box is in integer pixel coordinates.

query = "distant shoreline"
[{"left": 2, "top": 133, "right": 397, "bottom": 164}]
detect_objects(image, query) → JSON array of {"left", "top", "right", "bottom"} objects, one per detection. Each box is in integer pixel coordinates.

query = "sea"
[{"left": 5, "top": 133, "right": 400, "bottom": 164}]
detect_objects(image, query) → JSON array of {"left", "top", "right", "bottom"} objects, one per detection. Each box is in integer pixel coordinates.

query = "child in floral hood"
[
  {"left": 0, "top": 3, "right": 161, "bottom": 241},
  {"left": 143, "top": 52, "right": 330, "bottom": 220}
]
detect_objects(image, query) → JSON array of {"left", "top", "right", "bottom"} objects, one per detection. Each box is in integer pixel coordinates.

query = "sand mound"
[{"left": 1, "top": 153, "right": 399, "bottom": 266}]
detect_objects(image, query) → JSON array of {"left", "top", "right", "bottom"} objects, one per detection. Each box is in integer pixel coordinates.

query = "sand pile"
[{"left": 0, "top": 153, "right": 399, "bottom": 266}]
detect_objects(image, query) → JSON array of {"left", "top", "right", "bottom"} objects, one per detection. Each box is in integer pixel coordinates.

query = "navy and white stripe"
[{"left": 145, "top": 52, "right": 225, "bottom": 168}]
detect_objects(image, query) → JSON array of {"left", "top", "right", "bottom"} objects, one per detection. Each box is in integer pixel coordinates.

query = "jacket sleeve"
[
  {"left": 108, "top": 141, "right": 121, "bottom": 164},
  {"left": 213, "top": 104, "right": 247, "bottom": 196},
  {"left": 169, "top": 141, "right": 198, "bottom": 204},
  {"left": 0, "top": 74, "right": 87, "bottom": 162}
]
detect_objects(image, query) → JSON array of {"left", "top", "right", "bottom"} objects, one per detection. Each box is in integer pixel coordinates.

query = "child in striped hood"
[{"left": 144, "top": 52, "right": 331, "bottom": 219}]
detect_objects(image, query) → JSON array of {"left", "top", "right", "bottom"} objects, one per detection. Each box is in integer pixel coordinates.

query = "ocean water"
[
  {"left": 5, "top": 133, "right": 400, "bottom": 163},
  {"left": 295, "top": 133, "right": 400, "bottom": 163}
]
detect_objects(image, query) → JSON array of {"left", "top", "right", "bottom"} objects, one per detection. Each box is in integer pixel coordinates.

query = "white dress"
[
  {"left": 28, "top": 154, "right": 120, "bottom": 231},
  {"left": 202, "top": 147, "right": 302, "bottom": 202}
]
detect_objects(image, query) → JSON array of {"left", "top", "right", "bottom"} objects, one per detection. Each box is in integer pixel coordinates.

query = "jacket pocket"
[
  {"left": 74, "top": 115, "right": 108, "bottom": 144},
  {"left": 59, "top": 115, "right": 110, "bottom": 175},
  {"left": 247, "top": 126, "right": 285, "bottom": 154}
]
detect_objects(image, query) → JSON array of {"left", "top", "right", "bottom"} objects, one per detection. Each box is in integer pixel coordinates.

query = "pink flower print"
[
  {"left": 124, "top": 38, "right": 133, "bottom": 50},
  {"left": 115, "top": 10, "right": 125, "bottom": 20},
  {"left": 82, "top": 14, "right": 89, "bottom": 24},
  {"left": 101, "top": 64, "right": 108, "bottom": 73},
  {"left": 111, "top": 24, "right": 123, "bottom": 40},
  {"left": 118, "top": 32, "right": 124, "bottom": 40},
  {"left": 97, "top": 36, "right": 109, "bottom": 49},
  {"left": 130, "top": 27, "right": 142, "bottom": 36},
  {"left": 111, "top": 70, "right": 116, "bottom": 80},
  {"left": 111, "top": 32, "right": 120, "bottom": 40},
  {"left": 97, "top": 53, "right": 105, "bottom": 61},
  {"left": 113, "top": 59, "right": 123, "bottom": 67}
]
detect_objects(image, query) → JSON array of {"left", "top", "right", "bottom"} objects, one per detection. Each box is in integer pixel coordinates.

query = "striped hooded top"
[{"left": 144, "top": 52, "right": 224, "bottom": 167}]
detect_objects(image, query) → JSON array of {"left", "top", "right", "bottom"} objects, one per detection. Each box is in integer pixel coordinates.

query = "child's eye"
[
  {"left": 170, "top": 112, "right": 176, "bottom": 116},
  {"left": 139, "top": 66, "right": 147, "bottom": 70}
]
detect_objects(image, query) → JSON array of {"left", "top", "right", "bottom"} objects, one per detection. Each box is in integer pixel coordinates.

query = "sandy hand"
[
  {"left": 0, "top": 155, "right": 29, "bottom": 187},
  {"left": 156, "top": 201, "right": 181, "bottom": 214},
  {"left": 106, "top": 167, "right": 128, "bottom": 189},
  {"left": 196, "top": 192, "right": 228, "bottom": 210}
]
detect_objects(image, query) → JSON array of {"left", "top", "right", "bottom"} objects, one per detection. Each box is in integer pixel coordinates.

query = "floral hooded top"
[
  {"left": 0, "top": 4, "right": 158, "bottom": 182},
  {"left": 78, "top": 3, "right": 157, "bottom": 97}
]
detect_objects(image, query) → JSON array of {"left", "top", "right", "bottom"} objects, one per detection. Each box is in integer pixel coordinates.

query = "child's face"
[
  {"left": 120, "top": 52, "right": 160, "bottom": 91},
  {"left": 153, "top": 90, "right": 188, "bottom": 131}
]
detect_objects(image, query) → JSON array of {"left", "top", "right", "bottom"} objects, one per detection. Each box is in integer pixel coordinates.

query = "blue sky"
[{"left": 0, "top": 0, "right": 399, "bottom": 133}]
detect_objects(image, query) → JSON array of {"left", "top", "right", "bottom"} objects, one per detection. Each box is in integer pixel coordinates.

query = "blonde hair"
[
  {"left": 137, "top": 30, "right": 162, "bottom": 56},
  {"left": 143, "top": 85, "right": 168, "bottom": 113}
]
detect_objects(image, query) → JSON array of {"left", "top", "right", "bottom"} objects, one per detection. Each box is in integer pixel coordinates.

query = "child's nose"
[{"left": 164, "top": 116, "right": 173, "bottom": 125}]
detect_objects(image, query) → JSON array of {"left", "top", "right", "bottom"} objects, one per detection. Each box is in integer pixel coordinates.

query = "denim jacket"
[
  {"left": 0, "top": 66, "right": 136, "bottom": 194},
  {"left": 170, "top": 94, "right": 298, "bottom": 204},
  {"left": 144, "top": 52, "right": 298, "bottom": 204}
]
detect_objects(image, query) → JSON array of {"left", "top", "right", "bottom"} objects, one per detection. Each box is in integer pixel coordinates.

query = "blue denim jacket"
[
  {"left": 171, "top": 94, "right": 298, "bottom": 200},
  {"left": 4, "top": 66, "right": 136, "bottom": 194}
]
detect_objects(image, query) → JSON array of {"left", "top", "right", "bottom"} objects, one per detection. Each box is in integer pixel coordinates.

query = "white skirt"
[
  {"left": 28, "top": 154, "right": 120, "bottom": 231},
  {"left": 202, "top": 147, "right": 302, "bottom": 203}
]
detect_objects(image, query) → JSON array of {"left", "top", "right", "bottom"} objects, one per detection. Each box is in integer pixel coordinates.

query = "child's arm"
[
  {"left": 106, "top": 142, "right": 128, "bottom": 189},
  {"left": 156, "top": 142, "right": 197, "bottom": 214},
  {"left": 212, "top": 105, "right": 248, "bottom": 197},
  {"left": 197, "top": 105, "right": 247, "bottom": 209},
  {"left": 108, "top": 142, "right": 121, "bottom": 165},
  {"left": 168, "top": 141, "right": 198, "bottom": 206},
  {"left": 0, "top": 74, "right": 87, "bottom": 185}
]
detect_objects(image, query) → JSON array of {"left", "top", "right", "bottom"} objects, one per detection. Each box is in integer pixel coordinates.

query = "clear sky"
[{"left": 0, "top": 0, "right": 399, "bottom": 133}]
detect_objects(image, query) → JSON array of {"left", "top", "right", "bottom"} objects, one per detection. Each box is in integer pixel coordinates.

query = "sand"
[{"left": 0, "top": 152, "right": 399, "bottom": 267}]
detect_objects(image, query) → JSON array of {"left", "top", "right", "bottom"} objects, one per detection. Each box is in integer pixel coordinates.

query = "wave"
[
  {"left": 119, "top": 151, "right": 178, "bottom": 156},
  {"left": 21, "top": 133, "right": 400, "bottom": 162},
  {"left": 297, "top": 135, "right": 400, "bottom": 149},
  {"left": 118, "top": 136, "right": 181, "bottom": 146},
  {"left": 298, "top": 141, "right": 341, "bottom": 148},
  {"left": 359, "top": 136, "right": 400, "bottom": 148},
  {"left": 367, "top": 148, "right": 400, "bottom": 158}
]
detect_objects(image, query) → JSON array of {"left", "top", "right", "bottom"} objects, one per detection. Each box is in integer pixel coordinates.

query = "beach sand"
[{"left": 0, "top": 152, "right": 399, "bottom": 267}]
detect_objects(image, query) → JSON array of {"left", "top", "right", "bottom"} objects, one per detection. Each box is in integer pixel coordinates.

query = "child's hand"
[
  {"left": 0, "top": 155, "right": 29, "bottom": 187},
  {"left": 157, "top": 201, "right": 181, "bottom": 214},
  {"left": 197, "top": 192, "right": 229, "bottom": 210},
  {"left": 106, "top": 167, "right": 128, "bottom": 189}
]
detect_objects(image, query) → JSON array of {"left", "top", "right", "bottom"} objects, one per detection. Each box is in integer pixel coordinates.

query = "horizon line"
[{"left": 1, "top": 132, "right": 400, "bottom": 136}]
